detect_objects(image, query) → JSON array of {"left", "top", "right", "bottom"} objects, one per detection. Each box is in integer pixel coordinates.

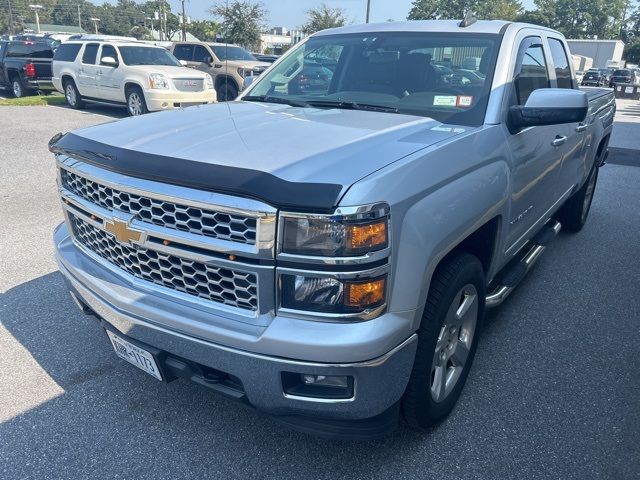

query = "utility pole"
[
  {"left": 181, "top": 0, "right": 187, "bottom": 41},
  {"left": 365, "top": 0, "right": 371, "bottom": 23},
  {"left": 7, "top": 0, "right": 15, "bottom": 35},
  {"left": 89, "top": 17, "right": 100, "bottom": 34},
  {"left": 77, "top": 4, "right": 82, "bottom": 30},
  {"left": 29, "top": 4, "right": 43, "bottom": 33}
]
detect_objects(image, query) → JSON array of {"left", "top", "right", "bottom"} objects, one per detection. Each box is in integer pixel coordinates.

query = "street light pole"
[
  {"left": 181, "top": 0, "right": 187, "bottom": 41},
  {"left": 90, "top": 17, "right": 100, "bottom": 34},
  {"left": 28, "top": 4, "right": 43, "bottom": 33},
  {"left": 366, "top": 0, "right": 371, "bottom": 23}
]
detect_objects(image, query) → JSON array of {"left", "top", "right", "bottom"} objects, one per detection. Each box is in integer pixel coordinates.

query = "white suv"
[{"left": 52, "top": 39, "right": 217, "bottom": 116}]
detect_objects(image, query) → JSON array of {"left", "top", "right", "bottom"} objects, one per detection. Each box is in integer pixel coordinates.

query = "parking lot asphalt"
[{"left": 1, "top": 103, "right": 639, "bottom": 480}]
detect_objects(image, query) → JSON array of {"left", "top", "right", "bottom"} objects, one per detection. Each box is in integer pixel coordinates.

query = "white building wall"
[{"left": 566, "top": 40, "right": 625, "bottom": 69}]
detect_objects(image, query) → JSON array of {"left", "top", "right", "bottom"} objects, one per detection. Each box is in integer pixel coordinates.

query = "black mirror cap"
[{"left": 508, "top": 104, "right": 588, "bottom": 134}]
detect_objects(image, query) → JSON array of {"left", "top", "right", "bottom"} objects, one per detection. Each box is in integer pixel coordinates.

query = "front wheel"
[
  {"left": 216, "top": 82, "right": 238, "bottom": 102},
  {"left": 126, "top": 87, "right": 148, "bottom": 116},
  {"left": 402, "top": 252, "right": 485, "bottom": 429}
]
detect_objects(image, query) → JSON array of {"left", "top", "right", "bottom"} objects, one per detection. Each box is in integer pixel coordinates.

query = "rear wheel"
[
  {"left": 64, "top": 79, "right": 84, "bottom": 109},
  {"left": 402, "top": 252, "right": 485, "bottom": 429},
  {"left": 556, "top": 164, "right": 599, "bottom": 232},
  {"left": 11, "top": 77, "right": 30, "bottom": 98},
  {"left": 126, "top": 86, "right": 148, "bottom": 116}
]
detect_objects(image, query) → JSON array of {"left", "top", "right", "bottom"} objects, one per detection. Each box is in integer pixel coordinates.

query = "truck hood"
[
  {"left": 128, "top": 65, "right": 209, "bottom": 78},
  {"left": 53, "top": 101, "right": 470, "bottom": 210}
]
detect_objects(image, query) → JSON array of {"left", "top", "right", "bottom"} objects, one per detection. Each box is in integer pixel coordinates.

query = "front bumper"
[
  {"left": 54, "top": 222, "right": 417, "bottom": 423},
  {"left": 144, "top": 89, "right": 217, "bottom": 111}
]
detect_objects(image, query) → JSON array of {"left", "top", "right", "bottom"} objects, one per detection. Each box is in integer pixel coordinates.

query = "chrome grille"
[
  {"left": 69, "top": 214, "right": 258, "bottom": 311},
  {"left": 60, "top": 168, "right": 257, "bottom": 245},
  {"left": 173, "top": 78, "right": 204, "bottom": 92}
]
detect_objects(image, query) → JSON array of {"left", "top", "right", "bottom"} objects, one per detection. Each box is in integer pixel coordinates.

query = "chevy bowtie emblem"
[{"left": 104, "top": 218, "right": 143, "bottom": 244}]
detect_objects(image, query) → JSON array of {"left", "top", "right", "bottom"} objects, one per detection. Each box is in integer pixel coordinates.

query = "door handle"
[
  {"left": 575, "top": 124, "right": 587, "bottom": 133},
  {"left": 551, "top": 135, "right": 567, "bottom": 147}
]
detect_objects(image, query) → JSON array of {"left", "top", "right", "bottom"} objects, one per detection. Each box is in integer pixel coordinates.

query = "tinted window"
[
  {"left": 613, "top": 69, "right": 630, "bottom": 76},
  {"left": 53, "top": 43, "right": 81, "bottom": 62},
  {"left": 211, "top": 45, "right": 256, "bottom": 61},
  {"left": 82, "top": 43, "right": 99, "bottom": 64},
  {"left": 119, "top": 46, "right": 181, "bottom": 66},
  {"left": 248, "top": 32, "right": 499, "bottom": 127},
  {"left": 172, "top": 44, "right": 193, "bottom": 61},
  {"left": 7, "top": 42, "right": 53, "bottom": 58},
  {"left": 513, "top": 39, "right": 549, "bottom": 105},
  {"left": 193, "top": 45, "right": 211, "bottom": 63},
  {"left": 548, "top": 38, "right": 573, "bottom": 89},
  {"left": 100, "top": 45, "right": 118, "bottom": 62}
]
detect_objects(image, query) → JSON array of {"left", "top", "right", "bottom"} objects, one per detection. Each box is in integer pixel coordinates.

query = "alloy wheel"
[
  {"left": 581, "top": 169, "right": 597, "bottom": 222},
  {"left": 128, "top": 92, "right": 143, "bottom": 116},
  {"left": 12, "top": 80, "right": 22, "bottom": 98},
  {"left": 430, "top": 284, "right": 479, "bottom": 403},
  {"left": 65, "top": 84, "right": 76, "bottom": 106}
]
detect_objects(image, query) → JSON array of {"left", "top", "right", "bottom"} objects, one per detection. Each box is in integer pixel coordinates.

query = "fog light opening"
[{"left": 282, "top": 372, "right": 354, "bottom": 400}]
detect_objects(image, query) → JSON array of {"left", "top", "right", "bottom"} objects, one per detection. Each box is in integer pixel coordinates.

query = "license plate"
[{"left": 106, "top": 330, "right": 162, "bottom": 381}]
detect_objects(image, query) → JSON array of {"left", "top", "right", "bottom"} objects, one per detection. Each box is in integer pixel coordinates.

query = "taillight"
[{"left": 24, "top": 63, "right": 36, "bottom": 78}]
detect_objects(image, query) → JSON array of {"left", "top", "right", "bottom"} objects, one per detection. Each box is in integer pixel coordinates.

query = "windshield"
[
  {"left": 211, "top": 45, "right": 256, "bottom": 61},
  {"left": 244, "top": 32, "right": 499, "bottom": 126},
  {"left": 119, "top": 46, "right": 182, "bottom": 66},
  {"left": 613, "top": 69, "right": 630, "bottom": 76}
]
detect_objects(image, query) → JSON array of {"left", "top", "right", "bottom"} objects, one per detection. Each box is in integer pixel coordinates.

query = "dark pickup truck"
[{"left": 0, "top": 40, "right": 55, "bottom": 97}]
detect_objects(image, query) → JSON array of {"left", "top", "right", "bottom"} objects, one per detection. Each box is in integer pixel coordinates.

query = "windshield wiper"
[
  {"left": 303, "top": 100, "right": 399, "bottom": 113},
  {"left": 242, "top": 95, "right": 312, "bottom": 108}
]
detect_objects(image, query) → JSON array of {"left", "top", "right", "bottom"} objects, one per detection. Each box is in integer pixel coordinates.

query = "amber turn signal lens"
[
  {"left": 346, "top": 220, "right": 387, "bottom": 252},
  {"left": 345, "top": 278, "right": 386, "bottom": 309}
]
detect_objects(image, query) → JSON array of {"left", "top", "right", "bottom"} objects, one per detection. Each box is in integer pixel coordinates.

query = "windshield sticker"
[
  {"left": 457, "top": 95, "right": 473, "bottom": 107},
  {"left": 433, "top": 95, "right": 457, "bottom": 107}
]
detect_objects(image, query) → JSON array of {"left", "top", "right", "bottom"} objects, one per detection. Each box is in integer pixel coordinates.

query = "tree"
[
  {"left": 624, "top": 36, "right": 640, "bottom": 63},
  {"left": 209, "top": 0, "right": 267, "bottom": 50},
  {"left": 188, "top": 20, "right": 220, "bottom": 42},
  {"left": 408, "top": 0, "right": 522, "bottom": 21},
  {"left": 301, "top": 3, "right": 347, "bottom": 34}
]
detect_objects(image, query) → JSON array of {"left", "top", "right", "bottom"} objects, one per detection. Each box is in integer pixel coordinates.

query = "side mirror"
[
  {"left": 100, "top": 56, "right": 118, "bottom": 67},
  {"left": 508, "top": 88, "right": 587, "bottom": 133},
  {"left": 179, "top": 60, "right": 188, "bottom": 67},
  {"left": 243, "top": 75, "right": 256, "bottom": 90}
]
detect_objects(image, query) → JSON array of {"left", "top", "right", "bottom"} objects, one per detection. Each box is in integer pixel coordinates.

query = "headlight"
[
  {"left": 237, "top": 67, "right": 251, "bottom": 78},
  {"left": 204, "top": 73, "right": 214, "bottom": 89},
  {"left": 148, "top": 73, "right": 169, "bottom": 89},
  {"left": 280, "top": 273, "right": 387, "bottom": 315},
  {"left": 280, "top": 204, "right": 389, "bottom": 257}
]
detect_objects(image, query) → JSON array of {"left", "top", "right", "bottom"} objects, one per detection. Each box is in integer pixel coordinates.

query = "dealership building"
[{"left": 567, "top": 39, "right": 625, "bottom": 68}]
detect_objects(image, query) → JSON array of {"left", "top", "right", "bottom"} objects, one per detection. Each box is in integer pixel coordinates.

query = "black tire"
[
  {"left": 216, "top": 81, "right": 238, "bottom": 102},
  {"left": 556, "top": 164, "right": 599, "bottom": 233},
  {"left": 126, "top": 86, "right": 148, "bottom": 116},
  {"left": 63, "top": 79, "right": 85, "bottom": 109},
  {"left": 11, "top": 76, "right": 31, "bottom": 98},
  {"left": 402, "top": 251, "right": 485, "bottom": 429}
]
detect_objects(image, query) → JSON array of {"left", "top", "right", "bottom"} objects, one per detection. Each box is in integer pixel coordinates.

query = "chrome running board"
[{"left": 486, "top": 220, "right": 561, "bottom": 308}]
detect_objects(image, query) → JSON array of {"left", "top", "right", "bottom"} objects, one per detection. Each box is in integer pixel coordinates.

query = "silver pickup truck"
[{"left": 51, "top": 19, "right": 615, "bottom": 439}]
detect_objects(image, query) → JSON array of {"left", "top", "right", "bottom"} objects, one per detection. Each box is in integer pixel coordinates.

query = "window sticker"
[
  {"left": 433, "top": 95, "right": 458, "bottom": 107},
  {"left": 457, "top": 95, "right": 473, "bottom": 107}
]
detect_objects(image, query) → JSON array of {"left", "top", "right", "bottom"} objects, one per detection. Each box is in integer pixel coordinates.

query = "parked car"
[
  {"left": 581, "top": 70, "right": 607, "bottom": 87},
  {"left": 52, "top": 39, "right": 217, "bottom": 116},
  {"left": 170, "top": 42, "right": 270, "bottom": 101},
  {"left": 0, "top": 40, "right": 55, "bottom": 97},
  {"left": 609, "top": 68, "right": 637, "bottom": 86},
  {"left": 252, "top": 53, "right": 279, "bottom": 63},
  {"left": 51, "top": 20, "right": 615, "bottom": 439}
]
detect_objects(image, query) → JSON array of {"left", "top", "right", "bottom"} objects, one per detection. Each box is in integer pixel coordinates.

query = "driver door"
[{"left": 95, "top": 44, "right": 123, "bottom": 102}]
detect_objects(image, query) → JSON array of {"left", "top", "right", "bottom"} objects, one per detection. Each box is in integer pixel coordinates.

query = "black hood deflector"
[{"left": 50, "top": 132, "right": 344, "bottom": 212}]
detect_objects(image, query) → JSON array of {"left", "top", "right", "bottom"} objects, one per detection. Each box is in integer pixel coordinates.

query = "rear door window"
[
  {"left": 172, "top": 44, "right": 193, "bottom": 61},
  {"left": 547, "top": 38, "right": 573, "bottom": 89},
  {"left": 513, "top": 37, "right": 549, "bottom": 105},
  {"left": 81, "top": 43, "right": 99, "bottom": 65}
]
